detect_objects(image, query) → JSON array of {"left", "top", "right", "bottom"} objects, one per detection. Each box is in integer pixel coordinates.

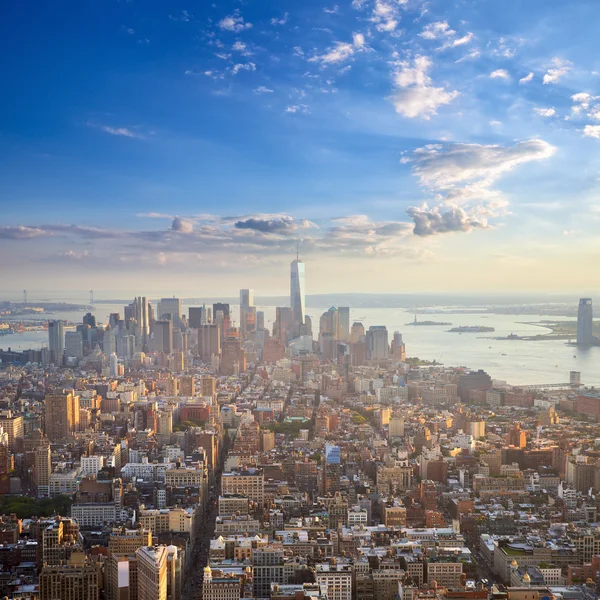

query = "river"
[{"left": 1, "top": 297, "right": 598, "bottom": 387}]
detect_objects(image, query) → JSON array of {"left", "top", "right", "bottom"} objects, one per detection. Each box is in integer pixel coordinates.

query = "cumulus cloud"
[
  {"left": 583, "top": 125, "right": 600, "bottom": 139},
  {"left": 284, "top": 104, "right": 310, "bottom": 114},
  {"left": 543, "top": 58, "right": 572, "bottom": 84},
  {"left": 420, "top": 21, "right": 455, "bottom": 39},
  {"left": 534, "top": 107, "right": 556, "bottom": 117},
  {"left": 309, "top": 33, "right": 366, "bottom": 65},
  {"left": 490, "top": 69, "right": 510, "bottom": 80},
  {"left": 231, "top": 62, "right": 256, "bottom": 75},
  {"left": 391, "top": 56, "right": 459, "bottom": 119},
  {"left": 232, "top": 41, "right": 252, "bottom": 56},
  {"left": 371, "top": 0, "right": 400, "bottom": 32},
  {"left": 234, "top": 215, "right": 316, "bottom": 234},
  {"left": 171, "top": 217, "right": 194, "bottom": 233},
  {"left": 403, "top": 139, "right": 556, "bottom": 235},
  {"left": 519, "top": 72, "right": 534, "bottom": 84},
  {"left": 254, "top": 86, "right": 274, "bottom": 94},
  {"left": 218, "top": 14, "right": 252, "bottom": 32},
  {"left": 407, "top": 205, "right": 487, "bottom": 236}
]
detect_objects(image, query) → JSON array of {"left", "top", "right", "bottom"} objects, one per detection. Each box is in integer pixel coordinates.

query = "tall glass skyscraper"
[
  {"left": 290, "top": 258, "right": 305, "bottom": 337},
  {"left": 577, "top": 298, "right": 594, "bottom": 345}
]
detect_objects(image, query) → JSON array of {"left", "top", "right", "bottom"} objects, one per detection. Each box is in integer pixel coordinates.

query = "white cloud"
[
  {"left": 490, "top": 69, "right": 510, "bottom": 80},
  {"left": 519, "top": 72, "right": 534, "bottom": 84},
  {"left": 232, "top": 41, "right": 252, "bottom": 56},
  {"left": 533, "top": 107, "right": 556, "bottom": 117},
  {"left": 543, "top": 57, "right": 572, "bottom": 84},
  {"left": 324, "top": 5, "right": 340, "bottom": 14},
  {"left": 407, "top": 205, "right": 487, "bottom": 236},
  {"left": 270, "top": 13, "right": 288, "bottom": 26},
  {"left": 171, "top": 217, "right": 194, "bottom": 234},
  {"left": 371, "top": 0, "right": 400, "bottom": 32},
  {"left": 583, "top": 125, "right": 600, "bottom": 139},
  {"left": 420, "top": 21, "right": 455, "bottom": 39},
  {"left": 254, "top": 86, "right": 273, "bottom": 94},
  {"left": 404, "top": 139, "right": 556, "bottom": 235},
  {"left": 443, "top": 32, "right": 474, "bottom": 48},
  {"left": 309, "top": 33, "right": 366, "bottom": 65},
  {"left": 310, "top": 42, "right": 354, "bottom": 64},
  {"left": 391, "top": 56, "right": 459, "bottom": 119},
  {"left": 285, "top": 104, "right": 310, "bottom": 114},
  {"left": 489, "top": 120, "right": 502, "bottom": 126},
  {"left": 353, "top": 32, "right": 366, "bottom": 49},
  {"left": 231, "top": 62, "right": 256, "bottom": 75},
  {"left": 218, "top": 14, "right": 253, "bottom": 32},
  {"left": 88, "top": 123, "right": 144, "bottom": 139}
]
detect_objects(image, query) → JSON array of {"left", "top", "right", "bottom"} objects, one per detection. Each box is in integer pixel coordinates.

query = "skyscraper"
[
  {"left": 366, "top": 326, "right": 389, "bottom": 360},
  {"left": 577, "top": 298, "right": 594, "bottom": 345},
  {"left": 338, "top": 307, "right": 350, "bottom": 341},
  {"left": 290, "top": 258, "right": 305, "bottom": 338},
  {"left": 239, "top": 289, "right": 256, "bottom": 337},
  {"left": 153, "top": 320, "right": 173, "bottom": 354},
  {"left": 135, "top": 296, "right": 150, "bottom": 340},
  {"left": 45, "top": 391, "right": 80, "bottom": 441},
  {"left": 48, "top": 320, "right": 64, "bottom": 364},
  {"left": 158, "top": 297, "right": 182, "bottom": 328}
]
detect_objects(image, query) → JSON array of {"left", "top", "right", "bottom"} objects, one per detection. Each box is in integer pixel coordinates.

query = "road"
[{"left": 181, "top": 431, "right": 230, "bottom": 600}]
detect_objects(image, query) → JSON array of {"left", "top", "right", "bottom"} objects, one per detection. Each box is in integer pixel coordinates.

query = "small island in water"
[
  {"left": 447, "top": 325, "right": 495, "bottom": 333},
  {"left": 406, "top": 316, "right": 452, "bottom": 326}
]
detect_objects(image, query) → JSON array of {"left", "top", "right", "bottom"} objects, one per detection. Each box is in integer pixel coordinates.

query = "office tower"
[
  {"left": 350, "top": 322, "right": 365, "bottom": 343},
  {"left": 180, "top": 375, "right": 194, "bottom": 397},
  {"left": 48, "top": 320, "right": 64, "bottom": 364},
  {"left": 577, "top": 298, "right": 594, "bottom": 345},
  {"left": 221, "top": 338, "right": 246, "bottom": 375},
  {"left": 198, "top": 324, "right": 221, "bottom": 361},
  {"left": 366, "top": 326, "right": 389, "bottom": 360},
  {"left": 110, "top": 353, "right": 119, "bottom": 377},
  {"left": 83, "top": 312, "right": 96, "bottom": 328},
  {"left": 256, "top": 311, "right": 265, "bottom": 330},
  {"left": 104, "top": 325, "right": 117, "bottom": 355},
  {"left": 319, "top": 307, "right": 339, "bottom": 339},
  {"left": 188, "top": 306, "right": 204, "bottom": 329},
  {"left": 240, "top": 288, "right": 254, "bottom": 310},
  {"left": 153, "top": 320, "right": 173, "bottom": 354},
  {"left": 274, "top": 307, "right": 294, "bottom": 344},
  {"left": 34, "top": 444, "right": 51, "bottom": 498},
  {"left": 136, "top": 545, "right": 167, "bottom": 600},
  {"left": 240, "top": 289, "right": 256, "bottom": 338},
  {"left": 109, "top": 312, "right": 121, "bottom": 329},
  {"left": 290, "top": 257, "right": 306, "bottom": 337},
  {"left": 338, "top": 306, "right": 350, "bottom": 341},
  {"left": 323, "top": 445, "right": 341, "bottom": 494},
  {"left": 158, "top": 297, "right": 182, "bottom": 328},
  {"left": 0, "top": 411, "right": 24, "bottom": 450},
  {"left": 45, "top": 391, "right": 80, "bottom": 441},
  {"left": 213, "top": 303, "right": 231, "bottom": 335},
  {"left": 391, "top": 331, "right": 406, "bottom": 361},
  {"left": 39, "top": 557, "right": 100, "bottom": 600},
  {"left": 200, "top": 375, "right": 216, "bottom": 399},
  {"left": 135, "top": 296, "right": 150, "bottom": 340},
  {"left": 64, "top": 331, "right": 83, "bottom": 360}
]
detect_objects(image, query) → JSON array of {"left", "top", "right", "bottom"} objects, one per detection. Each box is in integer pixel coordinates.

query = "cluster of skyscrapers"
[{"left": 45, "top": 256, "right": 405, "bottom": 371}]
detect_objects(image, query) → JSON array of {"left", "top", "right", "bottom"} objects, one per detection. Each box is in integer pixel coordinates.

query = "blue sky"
[{"left": 2, "top": 0, "right": 600, "bottom": 294}]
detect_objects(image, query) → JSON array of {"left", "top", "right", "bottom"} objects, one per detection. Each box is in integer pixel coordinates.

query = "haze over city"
[{"left": 3, "top": 0, "right": 600, "bottom": 292}]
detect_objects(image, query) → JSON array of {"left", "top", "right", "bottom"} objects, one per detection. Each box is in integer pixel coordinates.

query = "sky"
[{"left": 2, "top": 0, "right": 600, "bottom": 296}]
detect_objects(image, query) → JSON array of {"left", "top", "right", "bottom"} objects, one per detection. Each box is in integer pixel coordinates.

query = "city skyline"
[{"left": 2, "top": 0, "right": 600, "bottom": 292}]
